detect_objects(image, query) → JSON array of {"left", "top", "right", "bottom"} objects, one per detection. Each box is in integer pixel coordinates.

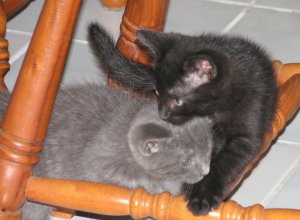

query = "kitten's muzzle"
[
  {"left": 201, "top": 164, "right": 210, "bottom": 176},
  {"left": 158, "top": 105, "right": 189, "bottom": 124},
  {"left": 159, "top": 107, "right": 171, "bottom": 120}
]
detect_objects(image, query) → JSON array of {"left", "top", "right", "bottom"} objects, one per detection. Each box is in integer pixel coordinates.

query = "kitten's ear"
[
  {"left": 136, "top": 30, "right": 173, "bottom": 62},
  {"left": 183, "top": 54, "right": 218, "bottom": 87},
  {"left": 140, "top": 140, "right": 160, "bottom": 156}
]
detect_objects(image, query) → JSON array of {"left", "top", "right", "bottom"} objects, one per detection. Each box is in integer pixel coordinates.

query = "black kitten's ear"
[
  {"left": 183, "top": 54, "right": 218, "bottom": 87},
  {"left": 140, "top": 140, "right": 160, "bottom": 156},
  {"left": 136, "top": 30, "right": 173, "bottom": 61}
]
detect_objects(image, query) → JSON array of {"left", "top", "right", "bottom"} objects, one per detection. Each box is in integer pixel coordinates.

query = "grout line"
[
  {"left": 7, "top": 29, "right": 88, "bottom": 65},
  {"left": 7, "top": 29, "right": 88, "bottom": 45},
  {"left": 9, "top": 42, "right": 29, "bottom": 65},
  {"left": 73, "top": 39, "right": 89, "bottom": 45},
  {"left": 221, "top": 0, "right": 257, "bottom": 34},
  {"left": 253, "top": 4, "right": 300, "bottom": 14},
  {"left": 204, "top": 0, "right": 300, "bottom": 15},
  {"left": 277, "top": 140, "right": 300, "bottom": 147},
  {"left": 205, "top": 0, "right": 250, "bottom": 7},
  {"left": 6, "top": 29, "right": 33, "bottom": 36},
  {"left": 221, "top": 7, "right": 248, "bottom": 34},
  {"left": 261, "top": 153, "right": 300, "bottom": 207}
]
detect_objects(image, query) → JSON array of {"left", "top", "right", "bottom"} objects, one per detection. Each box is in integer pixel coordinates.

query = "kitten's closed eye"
[{"left": 180, "top": 157, "right": 193, "bottom": 167}]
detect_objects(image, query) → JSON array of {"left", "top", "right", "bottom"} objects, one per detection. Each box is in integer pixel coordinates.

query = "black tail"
[{"left": 88, "top": 22, "right": 155, "bottom": 94}]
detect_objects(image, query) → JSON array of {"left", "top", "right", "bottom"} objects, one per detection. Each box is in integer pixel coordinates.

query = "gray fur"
[{"left": 0, "top": 83, "right": 213, "bottom": 219}]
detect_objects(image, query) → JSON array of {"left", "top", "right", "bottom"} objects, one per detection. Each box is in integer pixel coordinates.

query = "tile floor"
[{"left": 4, "top": 0, "right": 300, "bottom": 219}]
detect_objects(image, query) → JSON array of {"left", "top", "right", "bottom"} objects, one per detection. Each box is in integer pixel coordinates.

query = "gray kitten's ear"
[
  {"left": 183, "top": 54, "right": 217, "bottom": 88},
  {"left": 139, "top": 140, "right": 160, "bottom": 156},
  {"left": 136, "top": 30, "right": 173, "bottom": 61}
]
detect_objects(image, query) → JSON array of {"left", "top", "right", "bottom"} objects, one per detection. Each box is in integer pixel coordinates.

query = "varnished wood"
[
  {"left": 2, "top": 0, "right": 30, "bottom": 18},
  {"left": 0, "top": 0, "right": 81, "bottom": 219},
  {"left": 26, "top": 177, "right": 300, "bottom": 220},
  {"left": 1, "top": 0, "right": 80, "bottom": 140},
  {"left": 0, "top": 1, "right": 9, "bottom": 91},
  {"left": 116, "top": 0, "right": 168, "bottom": 64},
  {"left": 50, "top": 208, "right": 74, "bottom": 219},
  {"left": 100, "top": 0, "right": 126, "bottom": 10}
]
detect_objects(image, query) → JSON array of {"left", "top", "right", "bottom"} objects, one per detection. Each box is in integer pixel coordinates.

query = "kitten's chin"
[
  {"left": 186, "top": 176, "right": 204, "bottom": 184},
  {"left": 164, "top": 116, "right": 191, "bottom": 125}
]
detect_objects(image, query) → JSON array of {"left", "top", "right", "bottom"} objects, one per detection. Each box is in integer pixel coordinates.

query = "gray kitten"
[{"left": 0, "top": 83, "right": 213, "bottom": 220}]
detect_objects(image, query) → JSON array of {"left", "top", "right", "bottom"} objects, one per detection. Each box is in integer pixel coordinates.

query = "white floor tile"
[
  {"left": 5, "top": 32, "right": 30, "bottom": 55},
  {"left": 73, "top": 0, "right": 123, "bottom": 41},
  {"left": 61, "top": 42, "right": 106, "bottom": 86},
  {"left": 232, "top": 142, "right": 300, "bottom": 207},
  {"left": 229, "top": 8, "right": 300, "bottom": 63},
  {"left": 165, "top": 0, "right": 245, "bottom": 34},
  {"left": 268, "top": 163, "right": 300, "bottom": 209},
  {"left": 7, "top": 0, "right": 43, "bottom": 33}
]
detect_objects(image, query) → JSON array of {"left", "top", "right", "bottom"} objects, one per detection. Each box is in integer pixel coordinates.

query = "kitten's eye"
[
  {"left": 155, "top": 90, "right": 159, "bottom": 96},
  {"left": 180, "top": 157, "right": 192, "bottom": 167},
  {"left": 173, "top": 97, "right": 183, "bottom": 106}
]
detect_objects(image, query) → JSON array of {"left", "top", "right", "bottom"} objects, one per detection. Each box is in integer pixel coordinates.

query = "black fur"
[
  {"left": 88, "top": 23, "right": 278, "bottom": 215},
  {"left": 88, "top": 23, "right": 155, "bottom": 94}
]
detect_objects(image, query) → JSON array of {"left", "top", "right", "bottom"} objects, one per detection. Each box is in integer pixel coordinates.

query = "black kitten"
[{"left": 88, "top": 23, "right": 278, "bottom": 215}]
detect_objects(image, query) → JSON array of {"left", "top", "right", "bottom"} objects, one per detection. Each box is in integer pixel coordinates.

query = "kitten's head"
[
  {"left": 128, "top": 118, "right": 213, "bottom": 184},
  {"left": 136, "top": 30, "right": 228, "bottom": 124}
]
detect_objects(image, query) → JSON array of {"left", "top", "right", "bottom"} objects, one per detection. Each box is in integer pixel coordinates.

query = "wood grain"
[
  {"left": 0, "top": 1, "right": 9, "bottom": 91},
  {"left": 116, "top": 0, "right": 168, "bottom": 64}
]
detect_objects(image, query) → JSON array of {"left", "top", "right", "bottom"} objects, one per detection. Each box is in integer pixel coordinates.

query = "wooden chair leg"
[
  {"left": 116, "top": 0, "right": 169, "bottom": 64},
  {"left": 0, "top": 0, "right": 81, "bottom": 219},
  {"left": 0, "top": 1, "right": 9, "bottom": 91}
]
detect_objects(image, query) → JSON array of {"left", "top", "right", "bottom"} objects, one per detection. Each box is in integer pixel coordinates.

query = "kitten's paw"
[{"left": 185, "top": 185, "right": 222, "bottom": 215}]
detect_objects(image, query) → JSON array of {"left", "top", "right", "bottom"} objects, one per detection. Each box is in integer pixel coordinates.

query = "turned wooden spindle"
[
  {"left": 116, "top": 0, "right": 168, "bottom": 64},
  {"left": 108, "top": 0, "right": 168, "bottom": 89},
  {"left": 0, "top": 1, "right": 9, "bottom": 91},
  {"left": 26, "top": 177, "right": 300, "bottom": 220},
  {"left": 0, "top": 0, "right": 81, "bottom": 219}
]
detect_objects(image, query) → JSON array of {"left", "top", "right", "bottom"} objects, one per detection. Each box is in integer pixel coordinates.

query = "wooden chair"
[{"left": 0, "top": 0, "right": 300, "bottom": 219}]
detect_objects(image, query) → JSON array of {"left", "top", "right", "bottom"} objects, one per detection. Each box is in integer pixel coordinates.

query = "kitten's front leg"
[{"left": 184, "top": 136, "right": 258, "bottom": 215}]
